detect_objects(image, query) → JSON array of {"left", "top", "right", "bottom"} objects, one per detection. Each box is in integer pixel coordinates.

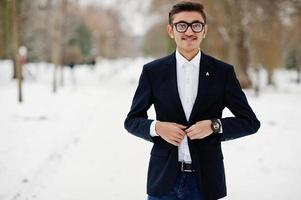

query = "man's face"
[{"left": 167, "top": 11, "right": 207, "bottom": 53}]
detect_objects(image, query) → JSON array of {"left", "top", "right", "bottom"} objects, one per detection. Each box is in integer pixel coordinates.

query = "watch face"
[{"left": 213, "top": 122, "right": 220, "bottom": 130}]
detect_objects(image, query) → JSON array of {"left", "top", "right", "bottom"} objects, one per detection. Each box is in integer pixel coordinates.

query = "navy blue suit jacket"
[{"left": 124, "top": 52, "right": 260, "bottom": 200}]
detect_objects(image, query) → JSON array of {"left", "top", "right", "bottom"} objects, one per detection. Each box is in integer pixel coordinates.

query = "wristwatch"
[{"left": 211, "top": 119, "right": 221, "bottom": 133}]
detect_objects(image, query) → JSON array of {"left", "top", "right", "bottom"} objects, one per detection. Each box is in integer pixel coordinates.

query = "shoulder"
[
  {"left": 203, "top": 53, "right": 234, "bottom": 72},
  {"left": 143, "top": 53, "right": 174, "bottom": 72}
]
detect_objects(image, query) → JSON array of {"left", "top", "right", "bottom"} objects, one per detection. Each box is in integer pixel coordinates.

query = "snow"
[{"left": 0, "top": 59, "right": 301, "bottom": 200}]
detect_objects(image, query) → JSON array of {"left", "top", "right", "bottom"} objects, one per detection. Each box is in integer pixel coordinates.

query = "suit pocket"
[
  {"left": 195, "top": 138, "right": 224, "bottom": 161},
  {"left": 151, "top": 145, "right": 170, "bottom": 157}
]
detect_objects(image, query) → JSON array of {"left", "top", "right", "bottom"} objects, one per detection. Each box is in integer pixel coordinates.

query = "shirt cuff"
[{"left": 150, "top": 120, "right": 159, "bottom": 137}]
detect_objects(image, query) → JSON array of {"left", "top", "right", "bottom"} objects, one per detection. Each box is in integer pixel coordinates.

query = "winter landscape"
[
  {"left": 1, "top": 59, "right": 301, "bottom": 200},
  {"left": 1, "top": 0, "right": 301, "bottom": 199}
]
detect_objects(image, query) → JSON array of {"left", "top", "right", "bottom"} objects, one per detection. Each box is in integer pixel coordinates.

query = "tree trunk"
[
  {"left": 0, "top": 1, "right": 4, "bottom": 58},
  {"left": 297, "top": 51, "right": 301, "bottom": 84},
  {"left": 51, "top": 0, "right": 67, "bottom": 93},
  {"left": 236, "top": 26, "right": 252, "bottom": 88},
  {"left": 254, "top": 65, "right": 260, "bottom": 97},
  {"left": 297, "top": 66, "right": 301, "bottom": 84},
  {"left": 1, "top": 0, "right": 16, "bottom": 77},
  {"left": 267, "top": 68, "right": 273, "bottom": 86},
  {"left": 11, "top": 0, "right": 22, "bottom": 102},
  {"left": 60, "top": 44, "right": 65, "bottom": 87},
  {"left": 298, "top": 6, "right": 301, "bottom": 84},
  {"left": 223, "top": 0, "right": 252, "bottom": 89}
]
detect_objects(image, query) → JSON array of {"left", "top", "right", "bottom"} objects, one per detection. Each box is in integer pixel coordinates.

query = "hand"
[
  {"left": 155, "top": 121, "right": 187, "bottom": 146},
  {"left": 186, "top": 120, "right": 213, "bottom": 140}
]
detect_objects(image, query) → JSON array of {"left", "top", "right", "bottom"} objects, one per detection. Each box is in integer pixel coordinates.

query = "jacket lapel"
[
  {"left": 165, "top": 53, "right": 188, "bottom": 124},
  {"left": 188, "top": 52, "right": 210, "bottom": 124}
]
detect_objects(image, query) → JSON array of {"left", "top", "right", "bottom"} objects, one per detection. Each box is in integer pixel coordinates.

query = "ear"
[
  {"left": 203, "top": 25, "right": 208, "bottom": 38},
  {"left": 166, "top": 24, "right": 174, "bottom": 39}
]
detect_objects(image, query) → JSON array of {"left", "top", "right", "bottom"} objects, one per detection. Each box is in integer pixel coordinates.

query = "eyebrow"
[{"left": 173, "top": 20, "right": 204, "bottom": 24}]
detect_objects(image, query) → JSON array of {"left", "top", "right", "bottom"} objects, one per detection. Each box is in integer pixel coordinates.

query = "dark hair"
[{"left": 168, "top": 1, "right": 207, "bottom": 25}]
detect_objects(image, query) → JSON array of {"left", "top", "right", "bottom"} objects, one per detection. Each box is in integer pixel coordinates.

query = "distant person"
[
  {"left": 18, "top": 46, "right": 33, "bottom": 79},
  {"left": 68, "top": 62, "right": 75, "bottom": 70},
  {"left": 19, "top": 46, "right": 28, "bottom": 66},
  {"left": 90, "top": 56, "right": 96, "bottom": 66},
  {"left": 89, "top": 56, "right": 96, "bottom": 70},
  {"left": 67, "top": 61, "right": 76, "bottom": 86},
  {"left": 124, "top": 1, "right": 260, "bottom": 200}
]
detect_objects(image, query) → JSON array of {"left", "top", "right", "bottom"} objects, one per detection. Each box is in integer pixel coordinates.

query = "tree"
[
  {"left": 11, "top": 0, "right": 23, "bottom": 102},
  {"left": 0, "top": 0, "right": 6, "bottom": 58},
  {"left": 142, "top": 20, "right": 176, "bottom": 57},
  {"left": 143, "top": 0, "right": 175, "bottom": 56},
  {"left": 0, "top": 0, "right": 12, "bottom": 59},
  {"left": 50, "top": 0, "right": 68, "bottom": 93},
  {"left": 248, "top": 0, "right": 283, "bottom": 86},
  {"left": 287, "top": 0, "right": 301, "bottom": 83},
  {"left": 82, "top": 5, "right": 129, "bottom": 58},
  {"left": 210, "top": 0, "right": 252, "bottom": 88}
]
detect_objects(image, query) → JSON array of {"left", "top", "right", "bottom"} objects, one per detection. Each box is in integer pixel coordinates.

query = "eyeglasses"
[{"left": 173, "top": 21, "right": 205, "bottom": 33}]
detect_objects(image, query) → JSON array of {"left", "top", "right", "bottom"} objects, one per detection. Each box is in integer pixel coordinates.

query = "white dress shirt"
[
  {"left": 175, "top": 50, "right": 200, "bottom": 163},
  {"left": 150, "top": 49, "right": 201, "bottom": 163}
]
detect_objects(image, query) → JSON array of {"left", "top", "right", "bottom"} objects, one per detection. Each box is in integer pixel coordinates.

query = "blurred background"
[{"left": 0, "top": 0, "right": 301, "bottom": 199}]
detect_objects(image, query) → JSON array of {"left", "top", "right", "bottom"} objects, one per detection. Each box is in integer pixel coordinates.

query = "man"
[{"left": 124, "top": 1, "right": 260, "bottom": 200}]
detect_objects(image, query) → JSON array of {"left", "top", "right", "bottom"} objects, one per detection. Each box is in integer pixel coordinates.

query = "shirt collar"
[{"left": 175, "top": 49, "right": 201, "bottom": 68}]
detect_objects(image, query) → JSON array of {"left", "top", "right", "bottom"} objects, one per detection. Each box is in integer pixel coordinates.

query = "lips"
[{"left": 182, "top": 37, "right": 197, "bottom": 41}]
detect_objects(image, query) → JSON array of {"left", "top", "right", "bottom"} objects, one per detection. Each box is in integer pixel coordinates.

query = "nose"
[{"left": 185, "top": 26, "right": 194, "bottom": 35}]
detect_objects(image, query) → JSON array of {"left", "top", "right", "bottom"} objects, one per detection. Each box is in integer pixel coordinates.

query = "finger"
[
  {"left": 168, "top": 139, "right": 180, "bottom": 146},
  {"left": 172, "top": 133, "right": 184, "bottom": 141},
  {"left": 186, "top": 125, "right": 195, "bottom": 133},
  {"left": 175, "top": 128, "right": 186, "bottom": 136},
  {"left": 173, "top": 137, "right": 183, "bottom": 144},
  {"left": 177, "top": 133, "right": 185, "bottom": 140},
  {"left": 187, "top": 131, "right": 196, "bottom": 138},
  {"left": 171, "top": 126, "right": 185, "bottom": 136},
  {"left": 187, "top": 129, "right": 199, "bottom": 138},
  {"left": 169, "top": 133, "right": 184, "bottom": 143},
  {"left": 174, "top": 123, "right": 187, "bottom": 130},
  {"left": 172, "top": 131, "right": 185, "bottom": 139}
]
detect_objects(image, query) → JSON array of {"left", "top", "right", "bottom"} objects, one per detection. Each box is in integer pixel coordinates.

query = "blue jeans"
[{"left": 147, "top": 171, "right": 205, "bottom": 200}]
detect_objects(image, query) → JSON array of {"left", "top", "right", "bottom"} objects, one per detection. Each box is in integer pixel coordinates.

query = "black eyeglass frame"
[{"left": 172, "top": 21, "right": 206, "bottom": 33}]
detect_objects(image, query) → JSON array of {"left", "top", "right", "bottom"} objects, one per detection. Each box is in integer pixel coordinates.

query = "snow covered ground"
[{"left": 0, "top": 59, "right": 300, "bottom": 200}]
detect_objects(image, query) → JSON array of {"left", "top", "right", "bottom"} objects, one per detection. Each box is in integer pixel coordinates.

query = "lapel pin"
[{"left": 206, "top": 72, "right": 210, "bottom": 76}]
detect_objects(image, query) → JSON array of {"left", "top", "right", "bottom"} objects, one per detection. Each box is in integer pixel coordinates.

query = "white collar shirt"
[{"left": 175, "top": 49, "right": 201, "bottom": 163}]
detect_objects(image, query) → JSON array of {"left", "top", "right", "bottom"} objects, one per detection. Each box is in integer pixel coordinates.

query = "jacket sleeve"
[
  {"left": 124, "top": 66, "right": 154, "bottom": 142},
  {"left": 220, "top": 66, "right": 260, "bottom": 141}
]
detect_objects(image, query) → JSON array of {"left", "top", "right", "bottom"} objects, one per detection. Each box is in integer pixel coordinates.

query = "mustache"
[{"left": 181, "top": 36, "right": 198, "bottom": 40}]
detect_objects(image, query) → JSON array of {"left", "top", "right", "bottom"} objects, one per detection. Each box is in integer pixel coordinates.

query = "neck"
[{"left": 177, "top": 48, "right": 200, "bottom": 61}]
